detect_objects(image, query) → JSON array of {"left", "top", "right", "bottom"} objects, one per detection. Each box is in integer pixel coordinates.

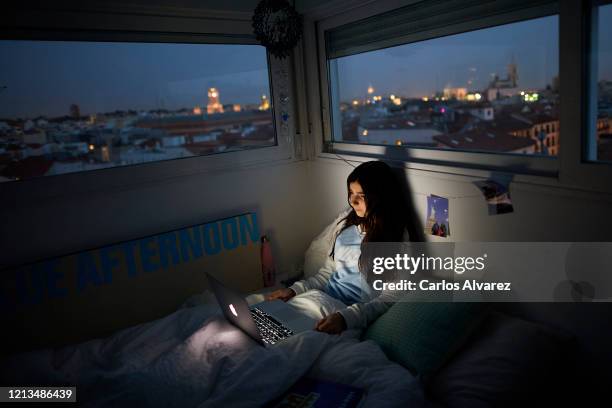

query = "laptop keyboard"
[{"left": 250, "top": 307, "right": 294, "bottom": 345}]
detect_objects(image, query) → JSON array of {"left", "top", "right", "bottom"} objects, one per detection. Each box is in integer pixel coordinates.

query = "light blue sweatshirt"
[
  {"left": 324, "top": 225, "right": 374, "bottom": 305},
  {"left": 290, "top": 218, "right": 398, "bottom": 330}
]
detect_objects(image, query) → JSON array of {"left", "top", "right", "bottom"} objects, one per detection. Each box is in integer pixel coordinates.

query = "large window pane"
[
  {"left": 328, "top": 15, "right": 559, "bottom": 157},
  {"left": 0, "top": 41, "right": 275, "bottom": 182},
  {"left": 595, "top": 2, "right": 612, "bottom": 162}
]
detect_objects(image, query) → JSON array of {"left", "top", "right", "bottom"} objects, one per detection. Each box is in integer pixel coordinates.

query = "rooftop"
[{"left": 434, "top": 129, "right": 536, "bottom": 152}]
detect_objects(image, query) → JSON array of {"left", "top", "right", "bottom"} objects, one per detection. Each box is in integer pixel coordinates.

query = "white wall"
[
  {"left": 0, "top": 160, "right": 313, "bottom": 280},
  {"left": 304, "top": 158, "right": 612, "bottom": 242}
]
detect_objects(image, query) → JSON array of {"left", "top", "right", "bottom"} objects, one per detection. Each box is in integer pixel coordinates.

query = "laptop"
[{"left": 206, "top": 272, "right": 317, "bottom": 347}]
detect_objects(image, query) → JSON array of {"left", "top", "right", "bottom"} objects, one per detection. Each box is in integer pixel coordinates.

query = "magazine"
[{"left": 267, "top": 377, "right": 363, "bottom": 408}]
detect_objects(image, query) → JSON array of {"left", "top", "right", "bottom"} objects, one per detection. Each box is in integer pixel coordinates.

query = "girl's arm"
[
  {"left": 337, "top": 291, "right": 396, "bottom": 330},
  {"left": 288, "top": 255, "right": 335, "bottom": 295}
]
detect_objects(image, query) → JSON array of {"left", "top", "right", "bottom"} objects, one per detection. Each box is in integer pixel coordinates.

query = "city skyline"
[
  {"left": 335, "top": 7, "right": 612, "bottom": 102},
  {"left": 334, "top": 15, "right": 561, "bottom": 101},
  {"left": 0, "top": 42, "right": 272, "bottom": 120},
  {"left": 1, "top": 8, "right": 611, "bottom": 120}
]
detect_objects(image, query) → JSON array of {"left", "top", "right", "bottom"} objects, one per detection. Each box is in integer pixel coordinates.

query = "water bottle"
[{"left": 261, "top": 235, "right": 276, "bottom": 287}]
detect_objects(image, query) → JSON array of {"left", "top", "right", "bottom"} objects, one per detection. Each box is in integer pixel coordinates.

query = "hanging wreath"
[{"left": 252, "top": 0, "right": 303, "bottom": 59}]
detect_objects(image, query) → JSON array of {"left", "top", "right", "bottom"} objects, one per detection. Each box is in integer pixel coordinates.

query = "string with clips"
[{"left": 332, "top": 152, "right": 487, "bottom": 200}]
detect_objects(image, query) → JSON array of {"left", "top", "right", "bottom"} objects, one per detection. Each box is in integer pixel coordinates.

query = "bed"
[
  {"left": 1, "top": 287, "right": 424, "bottom": 407},
  {"left": 0, "top": 209, "right": 583, "bottom": 407},
  {"left": 0, "top": 210, "right": 426, "bottom": 407}
]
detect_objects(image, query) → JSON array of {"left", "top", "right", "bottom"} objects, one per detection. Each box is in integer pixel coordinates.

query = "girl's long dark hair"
[
  {"left": 332, "top": 161, "right": 421, "bottom": 279},
  {"left": 340, "top": 161, "right": 411, "bottom": 242}
]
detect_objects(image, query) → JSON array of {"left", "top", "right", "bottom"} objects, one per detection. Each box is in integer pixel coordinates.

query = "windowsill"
[{"left": 0, "top": 148, "right": 299, "bottom": 203}]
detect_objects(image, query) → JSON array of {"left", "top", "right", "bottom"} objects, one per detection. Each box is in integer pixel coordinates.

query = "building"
[
  {"left": 207, "top": 87, "right": 224, "bottom": 115},
  {"left": 424, "top": 204, "right": 437, "bottom": 233},
  {"left": 357, "top": 117, "right": 441, "bottom": 146},
  {"left": 487, "top": 60, "right": 520, "bottom": 101},
  {"left": 70, "top": 104, "right": 81, "bottom": 119},
  {"left": 456, "top": 103, "right": 495, "bottom": 121},
  {"left": 434, "top": 128, "right": 536, "bottom": 154},
  {"left": 21, "top": 128, "right": 47, "bottom": 145},
  {"left": 259, "top": 95, "right": 270, "bottom": 111},
  {"left": 443, "top": 87, "right": 468, "bottom": 101}
]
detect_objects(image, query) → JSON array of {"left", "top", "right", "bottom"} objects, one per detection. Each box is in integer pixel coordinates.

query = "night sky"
[
  {"left": 335, "top": 15, "right": 559, "bottom": 101},
  {"left": 427, "top": 195, "right": 449, "bottom": 226},
  {"left": 0, "top": 43, "right": 271, "bottom": 119},
  {"left": 1, "top": 6, "right": 611, "bottom": 120},
  {"left": 335, "top": 11, "right": 612, "bottom": 101}
]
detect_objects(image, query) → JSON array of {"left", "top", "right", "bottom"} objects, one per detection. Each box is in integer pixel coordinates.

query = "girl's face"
[{"left": 348, "top": 181, "right": 367, "bottom": 218}]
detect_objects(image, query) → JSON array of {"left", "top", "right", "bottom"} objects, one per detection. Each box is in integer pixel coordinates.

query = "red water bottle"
[{"left": 261, "top": 235, "right": 276, "bottom": 287}]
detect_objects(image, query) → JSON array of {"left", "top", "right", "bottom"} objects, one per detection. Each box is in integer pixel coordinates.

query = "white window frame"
[
  {"left": 0, "top": 4, "right": 297, "bottom": 199},
  {"left": 302, "top": 0, "right": 612, "bottom": 194}
]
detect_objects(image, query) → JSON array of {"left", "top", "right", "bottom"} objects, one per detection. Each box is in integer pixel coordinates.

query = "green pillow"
[{"left": 364, "top": 302, "right": 484, "bottom": 379}]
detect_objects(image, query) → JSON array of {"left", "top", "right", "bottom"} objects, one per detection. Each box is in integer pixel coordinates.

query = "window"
[
  {"left": 0, "top": 41, "right": 275, "bottom": 182},
  {"left": 593, "top": 1, "right": 612, "bottom": 162},
  {"left": 304, "top": 0, "right": 612, "bottom": 190},
  {"left": 327, "top": 15, "right": 558, "bottom": 157}
]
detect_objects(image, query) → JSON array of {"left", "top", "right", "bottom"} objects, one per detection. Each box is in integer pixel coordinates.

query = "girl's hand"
[
  {"left": 266, "top": 288, "right": 296, "bottom": 302},
  {"left": 315, "top": 312, "right": 347, "bottom": 334}
]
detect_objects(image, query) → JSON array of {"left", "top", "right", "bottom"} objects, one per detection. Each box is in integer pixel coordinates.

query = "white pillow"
[{"left": 303, "top": 208, "right": 351, "bottom": 279}]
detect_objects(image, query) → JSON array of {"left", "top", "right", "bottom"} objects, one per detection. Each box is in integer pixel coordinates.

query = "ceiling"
[
  {"left": 20, "top": 0, "right": 334, "bottom": 14},
  {"left": 129, "top": 0, "right": 331, "bottom": 12}
]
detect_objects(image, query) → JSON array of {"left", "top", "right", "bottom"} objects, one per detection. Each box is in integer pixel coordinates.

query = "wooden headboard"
[{"left": 1, "top": 213, "right": 262, "bottom": 354}]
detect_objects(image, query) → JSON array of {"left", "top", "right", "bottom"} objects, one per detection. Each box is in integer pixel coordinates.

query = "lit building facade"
[{"left": 207, "top": 87, "right": 224, "bottom": 115}]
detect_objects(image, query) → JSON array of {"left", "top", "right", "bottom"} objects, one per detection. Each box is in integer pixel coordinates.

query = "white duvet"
[{"left": 1, "top": 290, "right": 423, "bottom": 407}]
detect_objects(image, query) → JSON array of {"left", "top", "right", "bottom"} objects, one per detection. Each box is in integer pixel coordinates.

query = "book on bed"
[{"left": 267, "top": 377, "right": 363, "bottom": 408}]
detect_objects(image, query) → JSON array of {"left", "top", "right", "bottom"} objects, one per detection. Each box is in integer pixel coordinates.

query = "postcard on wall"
[
  {"left": 473, "top": 179, "right": 514, "bottom": 215},
  {"left": 424, "top": 195, "right": 450, "bottom": 237}
]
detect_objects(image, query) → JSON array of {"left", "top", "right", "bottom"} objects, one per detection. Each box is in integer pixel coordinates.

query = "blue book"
[{"left": 268, "top": 377, "right": 363, "bottom": 408}]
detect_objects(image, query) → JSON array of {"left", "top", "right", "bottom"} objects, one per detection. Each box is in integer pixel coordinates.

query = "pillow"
[
  {"left": 428, "top": 311, "right": 575, "bottom": 408},
  {"left": 303, "top": 208, "right": 351, "bottom": 279},
  {"left": 364, "top": 302, "right": 485, "bottom": 380}
]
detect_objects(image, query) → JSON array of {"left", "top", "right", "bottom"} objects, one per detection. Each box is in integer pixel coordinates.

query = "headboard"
[{"left": 1, "top": 212, "right": 262, "bottom": 354}]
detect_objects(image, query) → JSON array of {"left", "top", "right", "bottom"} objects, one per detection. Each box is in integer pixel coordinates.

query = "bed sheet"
[{"left": 1, "top": 290, "right": 424, "bottom": 407}]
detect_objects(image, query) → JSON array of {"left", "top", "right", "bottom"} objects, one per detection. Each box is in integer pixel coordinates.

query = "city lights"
[
  {"left": 335, "top": 51, "right": 564, "bottom": 158},
  {"left": 207, "top": 87, "right": 224, "bottom": 114},
  {"left": 0, "top": 42, "right": 278, "bottom": 182},
  {"left": 259, "top": 94, "right": 270, "bottom": 111}
]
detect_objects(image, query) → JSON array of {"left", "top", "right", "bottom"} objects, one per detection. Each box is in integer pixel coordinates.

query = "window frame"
[
  {"left": 0, "top": 4, "right": 296, "bottom": 199},
  {"left": 305, "top": 0, "right": 612, "bottom": 194},
  {"left": 558, "top": 0, "right": 612, "bottom": 192}
]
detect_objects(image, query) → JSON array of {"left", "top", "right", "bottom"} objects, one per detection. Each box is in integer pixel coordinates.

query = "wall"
[
  {"left": 0, "top": 160, "right": 313, "bottom": 284},
  {"left": 303, "top": 156, "right": 612, "bottom": 247}
]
